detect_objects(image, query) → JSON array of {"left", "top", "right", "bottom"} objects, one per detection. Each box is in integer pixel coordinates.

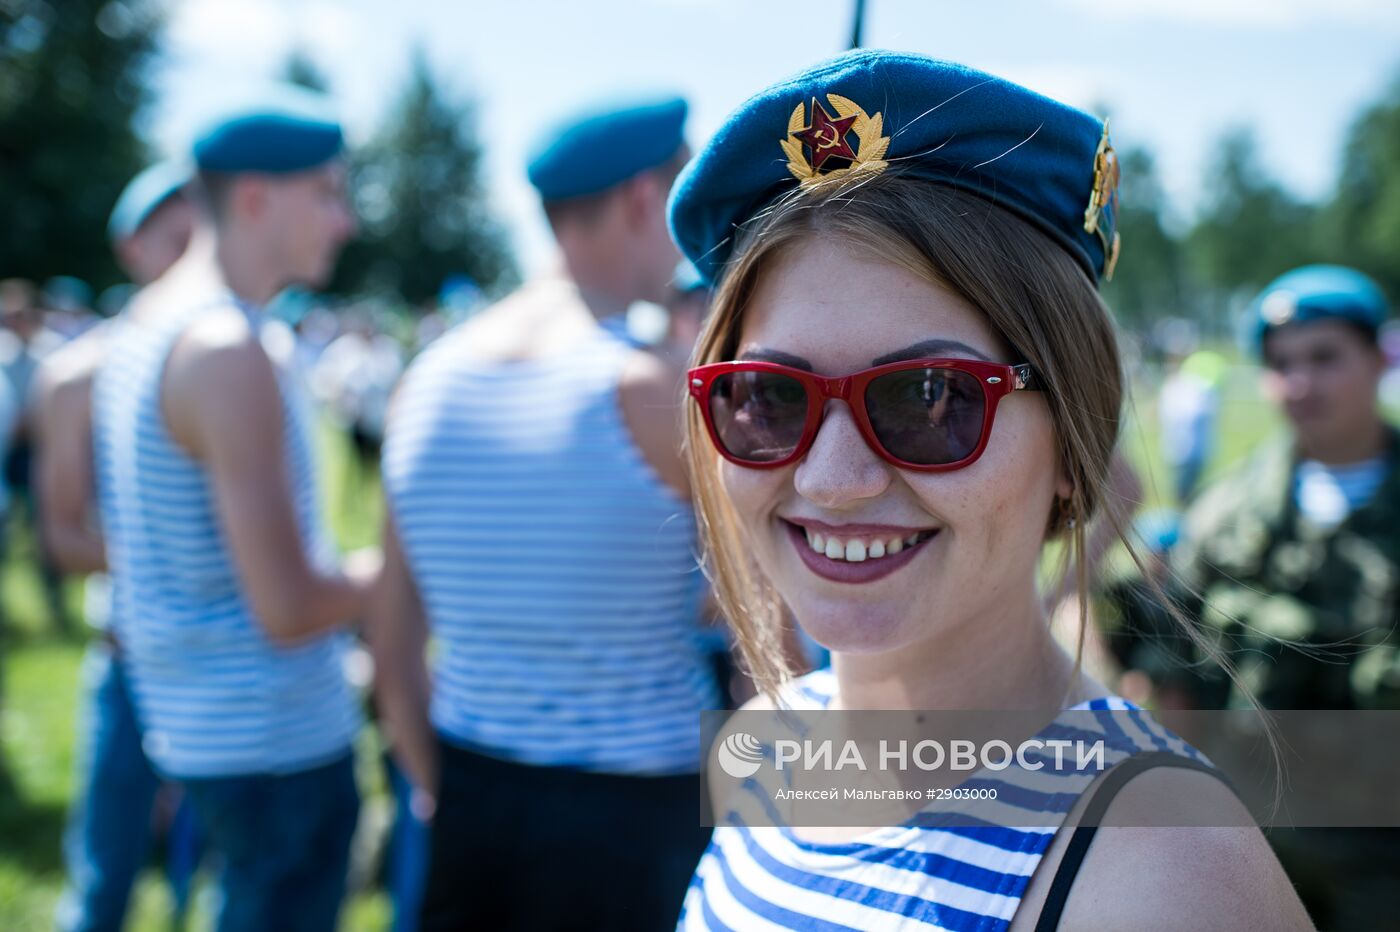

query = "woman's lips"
[{"left": 783, "top": 519, "right": 938, "bottom": 584}]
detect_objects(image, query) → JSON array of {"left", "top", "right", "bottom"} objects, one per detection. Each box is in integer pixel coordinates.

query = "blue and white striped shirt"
[
  {"left": 1295, "top": 456, "right": 1387, "bottom": 530},
  {"left": 92, "top": 297, "right": 360, "bottom": 779},
  {"left": 383, "top": 316, "right": 718, "bottom": 775},
  {"left": 680, "top": 669, "right": 1205, "bottom": 931}
]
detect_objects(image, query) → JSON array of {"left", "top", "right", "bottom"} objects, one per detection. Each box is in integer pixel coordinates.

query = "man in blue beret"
[
  {"left": 88, "top": 87, "right": 377, "bottom": 932},
  {"left": 1163, "top": 264, "right": 1400, "bottom": 927},
  {"left": 107, "top": 160, "right": 196, "bottom": 288},
  {"left": 662, "top": 258, "right": 711, "bottom": 359},
  {"left": 39, "top": 159, "right": 200, "bottom": 932},
  {"left": 370, "top": 94, "right": 726, "bottom": 930}
]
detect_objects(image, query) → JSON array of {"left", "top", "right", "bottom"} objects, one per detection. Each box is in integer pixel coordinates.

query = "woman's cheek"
[{"left": 720, "top": 461, "right": 784, "bottom": 547}]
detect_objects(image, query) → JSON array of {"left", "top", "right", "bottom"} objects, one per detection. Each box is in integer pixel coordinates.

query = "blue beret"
[
  {"left": 668, "top": 50, "right": 1121, "bottom": 286},
  {"left": 108, "top": 159, "right": 191, "bottom": 242},
  {"left": 527, "top": 95, "right": 687, "bottom": 201},
  {"left": 1250, "top": 265, "right": 1389, "bottom": 354},
  {"left": 672, "top": 259, "right": 707, "bottom": 294},
  {"left": 193, "top": 86, "right": 344, "bottom": 174},
  {"left": 1133, "top": 509, "right": 1181, "bottom": 555}
]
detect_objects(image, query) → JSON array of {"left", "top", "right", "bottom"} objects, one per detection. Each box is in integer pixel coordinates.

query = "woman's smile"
[{"left": 781, "top": 517, "right": 940, "bottom": 584}]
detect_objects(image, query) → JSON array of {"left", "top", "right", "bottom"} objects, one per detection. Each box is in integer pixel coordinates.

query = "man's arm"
[
  {"left": 32, "top": 347, "right": 107, "bottom": 574},
  {"left": 365, "top": 512, "right": 437, "bottom": 805},
  {"left": 619, "top": 347, "right": 691, "bottom": 499},
  {"left": 163, "top": 311, "right": 379, "bottom": 645}
]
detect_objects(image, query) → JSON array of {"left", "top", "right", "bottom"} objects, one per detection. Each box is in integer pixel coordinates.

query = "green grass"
[
  {"left": 1120, "top": 360, "right": 1283, "bottom": 508},
  {"left": 0, "top": 422, "right": 391, "bottom": 930}
]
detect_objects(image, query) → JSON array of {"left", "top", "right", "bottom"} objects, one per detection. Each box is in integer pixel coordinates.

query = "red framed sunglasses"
[{"left": 687, "top": 358, "right": 1041, "bottom": 471}]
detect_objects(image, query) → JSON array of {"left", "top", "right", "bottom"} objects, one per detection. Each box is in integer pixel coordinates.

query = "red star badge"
[{"left": 794, "top": 98, "right": 858, "bottom": 172}]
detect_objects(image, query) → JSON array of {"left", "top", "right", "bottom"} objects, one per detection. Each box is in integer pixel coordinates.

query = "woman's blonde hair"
[{"left": 686, "top": 171, "right": 1171, "bottom": 699}]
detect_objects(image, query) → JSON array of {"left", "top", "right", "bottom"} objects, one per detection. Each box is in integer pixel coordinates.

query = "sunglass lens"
[
  {"left": 708, "top": 371, "right": 809, "bottom": 463},
  {"left": 865, "top": 367, "right": 986, "bottom": 465}
]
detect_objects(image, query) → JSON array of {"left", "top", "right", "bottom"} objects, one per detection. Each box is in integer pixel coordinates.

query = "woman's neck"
[{"left": 828, "top": 588, "right": 1092, "bottom": 711}]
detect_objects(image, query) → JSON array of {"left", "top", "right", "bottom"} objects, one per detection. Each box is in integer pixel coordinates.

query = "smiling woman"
[
  {"left": 667, "top": 50, "right": 1313, "bottom": 931},
  {"left": 685, "top": 180, "right": 1118, "bottom": 701},
  {"left": 704, "top": 234, "right": 1073, "bottom": 636}
]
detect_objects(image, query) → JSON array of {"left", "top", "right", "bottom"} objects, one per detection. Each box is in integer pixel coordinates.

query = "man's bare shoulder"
[
  {"left": 619, "top": 344, "right": 687, "bottom": 405},
  {"left": 456, "top": 279, "right": 596, "bottom": 361},
  {"left": 168, "top": 306, "right": 262, "bottom": 368},
  {"left": 34, "top": 325, "right": 109, "bottom": 404},
  {"left": 163, "top": 307, "right": 280, "bottom": 448}
]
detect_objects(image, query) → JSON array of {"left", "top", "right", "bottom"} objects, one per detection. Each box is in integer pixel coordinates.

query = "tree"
[
  {"left": 1185, "top": 127, "right": 1317, "bottom": 315},
  {"left": 0, "top": 0, "right": 162, "bottom": 290},
  {"left": 282, "top": 47, "right": 329, "bottom": 93},
  {"left": 333, "top": 49, "right": 517, "bottom": 304},
  {"left": 1100, "top": 146, "right": 1189, "bottom": 328},
  {"left": 1320, "top": 75, "right": 1400, "bottom": 301}
]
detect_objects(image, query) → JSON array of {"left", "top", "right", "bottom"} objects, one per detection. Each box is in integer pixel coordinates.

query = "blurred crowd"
[{"left": 2, "top": 56, "right": 1398, "bottom": 932}]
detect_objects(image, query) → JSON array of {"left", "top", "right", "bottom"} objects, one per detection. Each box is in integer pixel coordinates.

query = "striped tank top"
[
  {"left": 680, "top": 669, "right": 1208, "bottom": 931},
  {"left": 382, "top": 315, "right": 718, "bottom": 775},
  {"left": 92, "top": 296, "right": 360, "bottom": 779}
]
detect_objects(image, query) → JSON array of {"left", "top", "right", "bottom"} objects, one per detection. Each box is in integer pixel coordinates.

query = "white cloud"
[
  {"left": 982, "top": 63, "right": 1113, "bottom": 113},
  {"left": 166, "top": 0, "right": 294, "bottom": 68},
  {"left": 298, "top": 1, "right": 363, "bottom": 67}
]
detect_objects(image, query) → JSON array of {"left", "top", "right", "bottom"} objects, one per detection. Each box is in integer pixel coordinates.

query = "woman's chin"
[{"left": 790, "top": 600, "right": 914, "bottom": 657}]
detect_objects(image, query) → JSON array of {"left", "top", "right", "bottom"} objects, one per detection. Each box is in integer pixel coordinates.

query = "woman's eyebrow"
[
  {"left": 737, "top": 348, "right": 815, "bottom": 370},
  {"left": 872, "top": 339, "right": 993, "bottom": 366}
]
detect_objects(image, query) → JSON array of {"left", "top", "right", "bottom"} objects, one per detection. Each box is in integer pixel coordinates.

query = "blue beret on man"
[
  {"left": 107, "top": 159, "right": 192, "bottom": 242},
  {"left": 527, "top": 95, "right": 688, "bottom": 201},
  {"left": 668, "top": 49, "right": 1121, "bottom": 287},
  {"left": 1134, "top": 508, "right": 1181, "bottom": 555},
  {"left": 1249, "top": 265, "right": 1390, "bottom": 355},
  {"left": 193, "top": 85, "right": 345, "bottom": 174},
  {"left": 672, "top": 259, "right": 707, "bottom": 295}
]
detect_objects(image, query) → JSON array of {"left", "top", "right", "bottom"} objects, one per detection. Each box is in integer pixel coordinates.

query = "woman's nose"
[{"left": 792, "top": 402, "right": 893, "bottom": 508}]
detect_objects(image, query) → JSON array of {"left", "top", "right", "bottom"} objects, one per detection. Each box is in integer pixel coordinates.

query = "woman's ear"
[
  {"left": 1055, "top": 454, "right": 1075, "bottom": 504},
  {"left": 1047, "top": 494, "right": 1077, "bottom": 535}
]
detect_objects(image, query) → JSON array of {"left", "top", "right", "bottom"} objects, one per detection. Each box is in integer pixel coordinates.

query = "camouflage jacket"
[{"left": 1167, "top": 428, "right": 1400, "bottom": 709}]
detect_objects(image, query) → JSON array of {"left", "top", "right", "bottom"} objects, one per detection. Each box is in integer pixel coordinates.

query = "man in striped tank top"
[
  {"left": 91, "top": 89, "right": 378, "bottom": 932},
  {"left": 38, "top": 160, "right": 199, "bottom": 932},
  {"left": 370, "top": 96, "right": 719, "bottom": 930}
]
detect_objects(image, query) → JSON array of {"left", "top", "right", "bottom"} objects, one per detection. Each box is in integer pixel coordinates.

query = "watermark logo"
[
  {"left": 703, "top": 709, "right": 1400, "bottom": 828},
  {"left": 717, "top": 732, "right": 765, "bottom": 778}
]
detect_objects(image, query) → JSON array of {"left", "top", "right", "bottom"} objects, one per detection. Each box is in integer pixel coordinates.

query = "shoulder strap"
[{"left": 1032, "top": 752, "right": 1228, "bottom": 932}]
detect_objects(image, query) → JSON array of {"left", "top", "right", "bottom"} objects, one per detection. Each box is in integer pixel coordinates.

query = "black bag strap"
[{"left": 1032, "top": 752, "right": 1229, "bottom": 932}]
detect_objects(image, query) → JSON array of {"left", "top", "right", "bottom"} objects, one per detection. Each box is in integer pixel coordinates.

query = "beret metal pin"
[
  {"left": 782, "top": 94, "right": 890, "bottom": 186},
  {"left": 1083, "top": 119, "right": 1122, "bottom": 281}
]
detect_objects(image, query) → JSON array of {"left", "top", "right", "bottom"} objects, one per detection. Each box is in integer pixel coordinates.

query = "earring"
[{"left": 1055, "top": 497, "right": 1078, "bottom": 531}]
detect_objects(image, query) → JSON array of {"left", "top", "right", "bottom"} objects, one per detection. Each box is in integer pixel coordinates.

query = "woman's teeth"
[{"left": 803, "top": 528, "right": 933, "bottom": 562}]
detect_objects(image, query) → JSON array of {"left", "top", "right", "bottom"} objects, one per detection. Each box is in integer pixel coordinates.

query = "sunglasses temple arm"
[{"left": 1012, "top": 363, "right": 1041, "bottom": 391}]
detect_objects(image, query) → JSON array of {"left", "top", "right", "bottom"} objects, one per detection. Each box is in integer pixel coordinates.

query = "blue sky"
[{"left": 147, "top": 0, "right": 1400, "bottom": 275}]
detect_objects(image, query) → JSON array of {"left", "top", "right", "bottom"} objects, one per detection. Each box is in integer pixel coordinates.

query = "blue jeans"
[
  {"left": 180, "top": 752, "right": 359, "bottom": 932},
  {"left": 386, "top": 757, "right": 430, "bottom": 932},
  {"left": 57, "top": 644, "right": 176, "bottom": 932}
]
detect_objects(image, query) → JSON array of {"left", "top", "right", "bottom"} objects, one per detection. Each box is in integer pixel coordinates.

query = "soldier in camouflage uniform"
[
  {"left": 1170, "top": 432, "right": 1400, "bottom": 711},
  {"left": 1121, "top": 265, "right": 1398, "bottom": 930}
]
